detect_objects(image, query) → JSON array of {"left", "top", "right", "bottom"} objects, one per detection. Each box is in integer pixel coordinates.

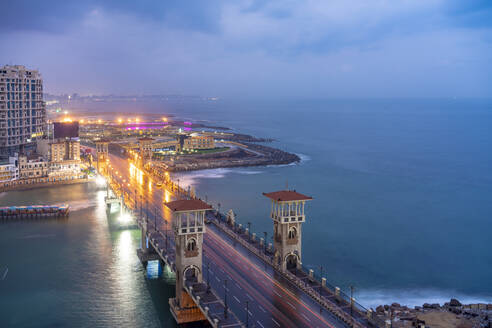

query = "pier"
[{"left": 0, "top": 204, "right": 69, "bottom": 220}]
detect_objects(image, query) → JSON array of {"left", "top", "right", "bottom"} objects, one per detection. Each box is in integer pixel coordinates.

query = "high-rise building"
[{"left": 0, "top": 65, "right": 46, "bottom": 158}]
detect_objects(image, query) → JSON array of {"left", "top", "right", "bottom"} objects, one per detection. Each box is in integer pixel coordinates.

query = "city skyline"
[{"left": 1, "top": 1, "right": 491, "bottom": 99}]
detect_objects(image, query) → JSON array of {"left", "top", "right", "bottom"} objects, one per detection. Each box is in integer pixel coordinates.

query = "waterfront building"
[
  {"left": 0, "top": 156, "right": 19, "bottom": 182},
  {"left": 47, "top": 139, "right": 81, "bottom": 178},
  {"left": 18, "top": 154, "right": 49, "bottom": 179},
  {"left": 176, "top": 134, "right": 215, "bottom": 152},
  {"left": 0, "top": 65, "right": 46, "bottom": 158}
]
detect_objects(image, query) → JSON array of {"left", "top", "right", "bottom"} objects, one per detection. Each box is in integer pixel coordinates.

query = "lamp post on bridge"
[
  {"left": 263, "top": 232, "right": 268, "bottom": 253},
  {"left": 245, "top": 300, "right": 249, "bottom": 328},
  {"left": 206, "top": 260, "right": 210, "bottom": 293},
  {"left": 350, "top": 285, "right": 355, "bottom": 317},
  {"left": 224, "top": 279, "right": 228, "bottom": 319},
  {"left": 247, "top": 222, "right": 251, "bottom": 241},
  {"left": 154, "top": 207, "right": 157, "bottom": 231}
]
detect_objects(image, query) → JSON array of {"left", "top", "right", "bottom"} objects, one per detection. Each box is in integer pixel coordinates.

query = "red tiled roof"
[
  {"left": 262, "top": 190, "right": 312, "bottom": 202},
  {"left": 164, "top": 199, "right": 212, "bottom": 212}
]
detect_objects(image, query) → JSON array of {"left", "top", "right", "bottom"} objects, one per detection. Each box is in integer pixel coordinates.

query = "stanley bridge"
[{"left": 95, "top": 139, "right": 384, "bottom": 328}]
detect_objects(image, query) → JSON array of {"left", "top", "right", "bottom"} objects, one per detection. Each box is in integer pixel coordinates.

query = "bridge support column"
[
  {"left": 263, "top": 190, "right": 312, "bottom": 272},
  {"left": 166, "top": 199, "right": 211, "bottom": 325}
]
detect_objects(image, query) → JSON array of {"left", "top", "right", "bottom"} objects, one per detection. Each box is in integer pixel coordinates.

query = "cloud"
[{"left": 0, "top": 0, "right": 490, "bottom": 98}]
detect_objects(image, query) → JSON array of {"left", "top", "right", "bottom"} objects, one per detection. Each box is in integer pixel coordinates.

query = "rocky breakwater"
[
  {"left": 374, "top": 299, "right": 492, "bottom": 328},
  {"left": 159, "top": 143, "right": 300, "bottom": 172}
]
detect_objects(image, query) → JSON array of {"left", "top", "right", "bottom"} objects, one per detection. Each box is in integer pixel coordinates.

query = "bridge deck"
[{"left": 135, "top": 216, "right": 243, "bottom": 328}]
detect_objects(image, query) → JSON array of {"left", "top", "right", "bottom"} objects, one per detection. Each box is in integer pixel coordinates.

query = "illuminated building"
[
  {"left": 0, "top": 156, "right": 18, "bottom": 182},
  {"left": 176, "top": 134, "right": 215, "bottom": 151},
  {"left": 0, "top": 65, "right": 46, "bottom": 158}
]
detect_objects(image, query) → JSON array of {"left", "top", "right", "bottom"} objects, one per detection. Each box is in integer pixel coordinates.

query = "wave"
[
  {"left": 356, "top": 288, "right": 492, "bottom": 309},
  {"left": 69, "top": 199, "right": 99, "bottom": 211},
  {"left": 296, "top": 153, "right": 311, "bottom": 162},
  {"left": 173, "top": 168, "right": 264, "bottom": 187}
]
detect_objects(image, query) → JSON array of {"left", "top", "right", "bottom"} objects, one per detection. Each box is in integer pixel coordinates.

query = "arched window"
[
  {"left": 288, "top": 227, "right": 297, "bottom": 239},
  {"left": 187, "top": 238, "right": 197, "bottom": 252}
]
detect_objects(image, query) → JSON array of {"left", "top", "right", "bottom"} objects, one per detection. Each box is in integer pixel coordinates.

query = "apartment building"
[
  {"left": 0, "top": 65, "right": 46, "bottom": 158},
  {"left": 0, "top": 156, "right": 19, "bottom": 182}
]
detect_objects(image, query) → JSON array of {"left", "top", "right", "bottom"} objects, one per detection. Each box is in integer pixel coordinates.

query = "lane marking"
[
  {"left": 286, "top": 301, "right": 296, "bottom": 309},
  {"left": 233, "top": 296, "right": 241, "bottom": 304},
  {"left": 206, "top": 230, "right": 336, "bottom": 328},
  {"left": 302, "top": 313, "right": 312, "bottom": 322},
  {"left": 246, "top": 293, "right": 253, "bottom": 301},
  {"left": 257, "top": 320, "right": 265, "bottom": 328},
  {"left": 272, "top": 318, "right": 280, "bottom": 327},
  {"left": 259, "top": 305, "right": 266, "bottom": 313}
]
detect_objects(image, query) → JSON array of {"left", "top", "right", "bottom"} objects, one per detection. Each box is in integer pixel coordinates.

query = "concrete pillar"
[
  {"left": 335, "top": 287, "right": 341, "bottom": 299},
  {"left": 321, "top": 277, "right": 326, "bottom": 287},
  {"left": 366, "top": 309, "right": 373, "bottom": 319},
  {"left": 245, "top": 228, "right": 249, "bottom": 236},
  {"left": 309, "top": 269, "right": 314, "bottom": 280},
  {"left": 268, "top": 243, "right": 272, "bottom": 251},
  {"left": 351, "top": 297, "right": 355, "bottom": 306},
  {"left": 252, "top": 232, "right": 256, "bottom": 241},
  {"left": 260, "top": 238, "right": 264, "bottom": 246},
  {"left": 141, "top": 228, "right": 148, "bottom": 253}
]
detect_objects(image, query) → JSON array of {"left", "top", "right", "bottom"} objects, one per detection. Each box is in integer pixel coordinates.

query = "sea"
[{"left": 1, "top": 98, "right": 491, "bottom": 327}]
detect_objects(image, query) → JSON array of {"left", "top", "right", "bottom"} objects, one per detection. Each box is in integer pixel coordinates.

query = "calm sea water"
[
  {"left": 0, "top": 184, "right": 177, "bottom": 328},
  {"left": 167, "top": 99, "right": 492, "bottom": 307},
  {"left": 0, "top": 99, "right": 491, "bottom": 327}
]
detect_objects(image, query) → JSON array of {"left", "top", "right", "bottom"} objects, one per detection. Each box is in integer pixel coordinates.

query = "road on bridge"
[{"left": 107, "top": 154, "right": 350, "bottom": 328}]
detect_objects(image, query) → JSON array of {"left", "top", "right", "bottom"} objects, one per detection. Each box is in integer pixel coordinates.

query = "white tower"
[
  {"left": 263, "top": 190, "right": 312, "bottom": 271},
  {"left": 165, "top": 199, "right": 211, "bottom": 324}
]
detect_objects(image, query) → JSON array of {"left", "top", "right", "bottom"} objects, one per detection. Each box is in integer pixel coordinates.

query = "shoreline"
[{"left": 152, "top": 142, "right": 301, "bottom": 172}]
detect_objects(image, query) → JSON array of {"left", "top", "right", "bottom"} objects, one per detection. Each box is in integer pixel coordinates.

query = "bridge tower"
[
  {"left": 94, "top": 139, "right": 109, "bottom": 173},
  {"left": 138, "top": 137, "right": 154, "bottom": 167},
  {"left": 263, "top": 190, "right": 312, "bottom": 271},
  {"left": 165, "top": 199, "right": 211, "bottom": 325}
]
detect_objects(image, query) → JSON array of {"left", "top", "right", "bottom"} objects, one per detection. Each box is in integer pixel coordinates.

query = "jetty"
[{"left": 0, "top": 204, "right": 69, "bottom": 220}]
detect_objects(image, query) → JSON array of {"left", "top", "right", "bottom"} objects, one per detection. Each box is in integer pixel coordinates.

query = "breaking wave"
[
  {"left": 356, "top": 289, "right": 492, "bottom": 309},
  {"left": 173, "top": 168, "right": 264, "bottom": 187}
]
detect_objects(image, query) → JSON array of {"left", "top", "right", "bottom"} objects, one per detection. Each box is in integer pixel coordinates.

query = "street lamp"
[
  {"left": 245, "top": 300, "right": 249, "bottom": 328},
  {"left": 224, "top": 279, "right": 228, "bottom": 319},
  {"left": 350, "top": 285, "right": 355, "bottom": 316},
  {"left": 154, "top": 207, "right": 157, "bottom": 231},
  {"left": 206, "top": 261, "right": 210, "bottom": 293},
  {"left": 263, "top": 232, "right": 268, "bottom": 253}
]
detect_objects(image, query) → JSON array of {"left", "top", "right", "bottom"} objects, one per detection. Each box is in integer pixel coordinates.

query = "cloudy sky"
[{"left": 1, "top": 0, "right": 491, "bottom": 98}]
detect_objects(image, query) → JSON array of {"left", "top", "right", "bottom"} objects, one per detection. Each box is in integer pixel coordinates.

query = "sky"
[{"left": 0, "top": 0, "right": 491, "bottom": 99}]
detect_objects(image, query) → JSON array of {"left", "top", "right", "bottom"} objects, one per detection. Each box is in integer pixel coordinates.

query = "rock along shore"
[
  {"left": 374, "top": 299, "right": 492, "bottom": 328},
  {"left": 154, "top": 142, "right": 300, "bottom": 172}
]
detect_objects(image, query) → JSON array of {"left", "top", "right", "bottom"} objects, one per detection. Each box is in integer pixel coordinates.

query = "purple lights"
[{"left": 184, "top": 121, "right": 192, "bottom": 126}]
